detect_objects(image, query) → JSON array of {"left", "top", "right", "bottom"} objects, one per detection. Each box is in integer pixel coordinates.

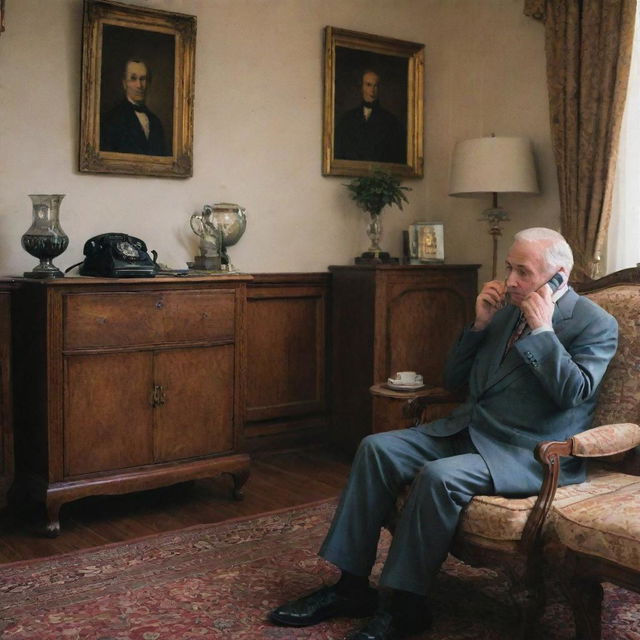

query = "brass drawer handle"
[{"left": 150, "top": 384, "right": 167, "bottom": 407}]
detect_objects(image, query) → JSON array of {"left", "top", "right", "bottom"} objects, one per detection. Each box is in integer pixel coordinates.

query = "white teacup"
[{"left": 391, "top": 371, "right": 423, "bottom": 385}]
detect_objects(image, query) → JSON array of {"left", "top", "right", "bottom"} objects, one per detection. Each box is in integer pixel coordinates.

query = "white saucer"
[{"left": 386, "top": 380, "right": 425, "bottom": 391}]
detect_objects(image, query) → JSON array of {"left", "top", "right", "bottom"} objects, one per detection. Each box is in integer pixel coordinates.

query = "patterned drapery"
[{"left": 524, "top": 0, "right": 636, "bottom": 280}]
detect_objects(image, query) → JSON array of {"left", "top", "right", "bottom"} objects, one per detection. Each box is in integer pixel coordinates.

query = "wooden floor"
[{"left": 0, "top": 445, "right": 352, "bottom": 565}]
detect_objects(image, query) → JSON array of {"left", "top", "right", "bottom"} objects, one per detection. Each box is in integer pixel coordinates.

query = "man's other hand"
[{"left": 473, "top": 280, "right": 506, "bottom": 331}]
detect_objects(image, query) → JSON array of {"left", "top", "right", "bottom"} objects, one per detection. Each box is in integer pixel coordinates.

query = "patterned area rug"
[{"left": 0, "top": 499, "right": 638, "bottom": 639}]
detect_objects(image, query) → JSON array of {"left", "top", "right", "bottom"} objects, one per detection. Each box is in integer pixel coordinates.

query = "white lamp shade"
[{"left": 449, "top": 136, "right": 539, "bottom": 197}]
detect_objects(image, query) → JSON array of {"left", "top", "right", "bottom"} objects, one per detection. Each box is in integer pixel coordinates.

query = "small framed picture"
[
  {"left": 409, "top": 222, "right": 444, "bottom": 263},
  {"left": 322, "top": 26, "right": 424, "bottom": 178},
  {"left": 79, "top": 0, "right": 196, "bottom": 178}
]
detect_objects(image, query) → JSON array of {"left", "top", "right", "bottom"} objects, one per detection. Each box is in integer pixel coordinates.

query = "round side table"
[{"left": 369, "top": 383, "right": 461, "bottom": 433}]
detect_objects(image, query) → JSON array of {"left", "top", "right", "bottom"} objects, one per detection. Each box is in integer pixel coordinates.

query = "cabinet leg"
[
  {"left": 44, "top": 498, "right": 62, "bottom": 538},
  {"left": 225, "top": 469, "right": 250, "bottom": 501}
]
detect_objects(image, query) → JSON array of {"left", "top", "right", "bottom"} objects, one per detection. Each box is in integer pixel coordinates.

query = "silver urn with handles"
[{"left": 189, "top": 202, "right": 247, "bottom": 271}]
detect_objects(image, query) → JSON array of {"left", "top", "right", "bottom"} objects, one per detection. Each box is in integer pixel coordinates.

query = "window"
[{"left": 607, "top": 4, "right": 640, "bottom": 273}]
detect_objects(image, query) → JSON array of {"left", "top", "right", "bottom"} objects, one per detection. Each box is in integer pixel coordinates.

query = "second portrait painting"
[{"left": 323, "top": 27, "right": 424, "bottom": 178}]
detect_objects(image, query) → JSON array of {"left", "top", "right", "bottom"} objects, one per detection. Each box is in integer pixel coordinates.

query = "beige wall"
[{"left": 0, "top": 0, "right": 559, "bottom": 282}]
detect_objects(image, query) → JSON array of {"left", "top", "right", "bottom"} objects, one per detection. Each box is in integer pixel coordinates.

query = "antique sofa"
[{"left": 398, "top": 266, "right": 640, "bottom": 639}]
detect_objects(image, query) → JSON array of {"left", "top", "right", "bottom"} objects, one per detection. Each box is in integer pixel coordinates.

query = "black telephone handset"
[{"left": 79, "top": 233, "right": 158, "bottom": 278}]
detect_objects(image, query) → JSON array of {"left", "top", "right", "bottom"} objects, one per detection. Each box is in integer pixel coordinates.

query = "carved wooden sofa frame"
[{"left": 399, "top": 266, "right": 640, "bottom": 639}]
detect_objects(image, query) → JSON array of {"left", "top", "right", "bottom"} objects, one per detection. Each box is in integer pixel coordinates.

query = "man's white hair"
[{"left": 514, "top": 227, "right": 574, "bottom": 274}]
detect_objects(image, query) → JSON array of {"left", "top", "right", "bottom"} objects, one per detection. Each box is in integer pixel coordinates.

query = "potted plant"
[{"left": 345, "top": 169, "right": 411, "bottom": 262}]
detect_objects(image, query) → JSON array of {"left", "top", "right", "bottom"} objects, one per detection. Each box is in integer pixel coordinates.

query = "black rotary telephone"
[{"left": 79, "top": 233, "right": 158, "bottom": 277}]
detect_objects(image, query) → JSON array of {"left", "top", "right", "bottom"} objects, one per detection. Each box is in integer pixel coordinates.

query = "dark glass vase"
[{"left": 21, "top": 194, "right": 69, "bottom": 278}]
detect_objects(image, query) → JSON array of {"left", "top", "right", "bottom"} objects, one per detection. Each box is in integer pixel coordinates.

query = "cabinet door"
[
  {"left": 153, "top": 345, "right": 234, "bottom": 462},
  {"left": 386, "top": 286, "right": 470, "bottom": 386},
  {"left": 246, "top": 293, "right": 325, "bottom": 422},
  {"left": 64, "top": 352, "right": 154, "bottom": 476}
]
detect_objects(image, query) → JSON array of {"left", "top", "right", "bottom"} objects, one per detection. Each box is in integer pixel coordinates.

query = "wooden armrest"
[
  {"left": 520, "top": 422, "right": 640, "bottom": 550},
  {"left": 405, "top": 387, "right": 465, "bottom": 419},
  {"left": 520, "top": 437, "right": 571, "bottom": 550}
]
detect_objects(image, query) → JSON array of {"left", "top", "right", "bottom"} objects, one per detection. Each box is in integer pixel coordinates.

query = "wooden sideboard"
[
  {"left": 10, "top": 276, "right": 251, "bottom": 536},
  {"left": 329, "top": 264, "right": 479, "bottom": 453},
  {"left": 244, "top": 274, "right": 329, "bottom": 451},
  {"left": 2, "top": 265, "right": 474, "bottom": 523}
]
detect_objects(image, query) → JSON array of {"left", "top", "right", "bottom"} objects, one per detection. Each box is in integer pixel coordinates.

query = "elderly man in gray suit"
[{"left": 270, "top": 227, "right": 618, "bottom": 640}]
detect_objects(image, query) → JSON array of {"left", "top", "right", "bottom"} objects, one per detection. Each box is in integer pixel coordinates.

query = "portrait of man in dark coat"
[
  {"left": 334, "top": 69, "right": 406, "bottom": 164},
  {"left": 98, "top": 24, "right": 174, "bottom": 157},
  {"left": 100, "top": 58, "right": 168, "bottom": 156},
  {"left": 333, "top": 47, "right": 409, "bottom": 166}
]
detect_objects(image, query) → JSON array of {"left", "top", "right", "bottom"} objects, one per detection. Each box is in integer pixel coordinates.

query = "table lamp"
[{"left": 449, "top": 136, "right": 539, "bottom": 278}]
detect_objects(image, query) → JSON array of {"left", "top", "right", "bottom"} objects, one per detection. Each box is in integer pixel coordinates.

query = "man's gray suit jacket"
[{"left": 421, "top": 287, "right": 618, "bottom": 496}]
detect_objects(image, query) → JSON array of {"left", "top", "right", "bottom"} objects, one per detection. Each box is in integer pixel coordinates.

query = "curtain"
[{"left": 524, "top": 0, "right": 636, "bottom": 281}]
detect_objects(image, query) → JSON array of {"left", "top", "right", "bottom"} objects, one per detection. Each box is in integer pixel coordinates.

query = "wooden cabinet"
[
  {"left": 244, "top": 274, "right": 329, "bottom": 450},
  {"left": 329, "top": 264, "right": 479, "bottom": 453},
  {"left": 11, "top": 276, "right": 250, "bottom": 536}
]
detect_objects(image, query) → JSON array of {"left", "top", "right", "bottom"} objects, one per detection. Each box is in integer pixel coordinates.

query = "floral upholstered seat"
[
  {"left": 553, "top": 479, "right": 640, "bottom": 572},
  {"left": 459, "top": 462, "right": 640, "bottom": 551}
]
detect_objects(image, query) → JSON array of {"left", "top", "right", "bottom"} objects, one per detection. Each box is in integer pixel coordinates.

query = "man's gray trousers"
[{"left": 319, "top": 426, "right": 494, "bottom": 595}]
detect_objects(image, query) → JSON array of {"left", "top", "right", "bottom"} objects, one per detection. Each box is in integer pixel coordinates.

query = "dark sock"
[{"left": 335, "top": 570, "right": 370, "bottom": 596}]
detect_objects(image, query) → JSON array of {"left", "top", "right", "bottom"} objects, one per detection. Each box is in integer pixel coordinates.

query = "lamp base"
[
  {"left": 481, "top": 206, "right": 509, "bottom": 229},
  {"left": 355, "top": 252, "right": 399, "bottom": 265},
  {"left": 480, "top": 205, "right": 510, "bottom": 280}
]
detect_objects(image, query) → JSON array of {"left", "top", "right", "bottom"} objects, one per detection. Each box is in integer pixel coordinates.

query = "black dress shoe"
[
  {"left": 345, "top": 608, "right": 432, "bottom": 640},
  {"left": 345, "top": 611, "right": 402, "bottom": 640},
  {"left": 269, "top": 583, "right": 378, "bottom": 627}
]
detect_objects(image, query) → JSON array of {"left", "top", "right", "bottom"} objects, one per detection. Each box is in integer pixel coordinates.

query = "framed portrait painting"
[
  {"left": 79, "top": 0, "right": 196, "bottom": 178},
  {"left": 323, "top": 26, "right": 424, "bottom": 178}
]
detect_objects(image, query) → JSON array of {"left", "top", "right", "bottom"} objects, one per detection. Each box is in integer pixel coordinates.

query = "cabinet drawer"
[{"left": 64, "top": 289, "right": 235, "bottom": 349}]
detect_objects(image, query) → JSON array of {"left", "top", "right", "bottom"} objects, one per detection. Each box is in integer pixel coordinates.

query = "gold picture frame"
[
  {"left": 79, "top": 0, "right": 196, "bottom": 178},
  {"left": 322, "top": 26, "right": 424, "bottom": 178}
]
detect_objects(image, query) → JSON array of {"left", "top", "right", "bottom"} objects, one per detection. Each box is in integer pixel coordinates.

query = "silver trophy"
[
  {"left": 190, "top": 207, "right": 224, "bottom": 270},
  {"left": 206, "top": 203, "right": 247, "bottom": 267}
]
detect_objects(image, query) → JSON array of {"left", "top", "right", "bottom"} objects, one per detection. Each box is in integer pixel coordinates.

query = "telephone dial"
[{"left": 79, "top": 233, "right": 158, "bottom": 278}]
